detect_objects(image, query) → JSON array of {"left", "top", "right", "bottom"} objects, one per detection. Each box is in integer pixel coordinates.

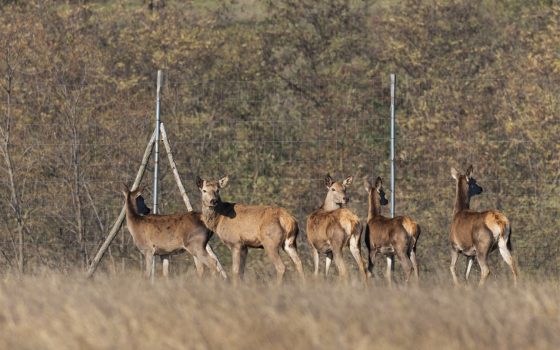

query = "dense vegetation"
[{"left": 0, "top": 0, "right": 558, "bottom": 279}]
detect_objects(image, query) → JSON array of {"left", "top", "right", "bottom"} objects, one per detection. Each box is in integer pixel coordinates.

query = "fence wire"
[{"left": 0, "top": 75, "right": 558, "bottom": 279}]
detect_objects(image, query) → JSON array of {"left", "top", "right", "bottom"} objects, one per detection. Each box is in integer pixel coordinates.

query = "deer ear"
[
  {"left": 363, "top": 177, "right": 372, "bottom": 192},
  {"left": 466, "top": 165, "right": 474, "bottom": 178},
  {"left": 137, "top": 186, "right": 146, "bottom": 197},
  {"left": 324, "top": 174, "right": 333, "bottom": 188},
  {"left": 374, "top": 177, "right": 383, "bottom": 190},
  {"left": 451, "top": 167, "right": 459, "bottom": 180},
  {"left": 134, "top": 186, "right": 143, "bottom": 195},
  {"left": 196, "top": 176, "right": 204, "bottom": 189},
  {"left": 342, "top": 176, "right": 353, "bottom": 186},
  {"left": 218, "top": 176, "right": 229, "bottom": 188}
]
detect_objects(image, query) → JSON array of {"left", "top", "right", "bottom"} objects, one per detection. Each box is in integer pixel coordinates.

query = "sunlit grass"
[{"left": 0, "top": 271, "right": 558, "bottom": 349}]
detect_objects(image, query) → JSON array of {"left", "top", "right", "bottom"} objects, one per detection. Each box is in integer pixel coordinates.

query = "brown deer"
[
  {"left": 363, "top": 177, "right": 420, "bottom": 287},
  {"left": 450, "top": 165, "right": 518, "bottom": 286},
  {"left": 196, "top": 176, "right": 304, "bottom": 284},
  {"left": 122, "top": 184, "right": 227, "bottom": 280},
  {"left": 306, "top": 174, "right": 367, "bottom": 283}
]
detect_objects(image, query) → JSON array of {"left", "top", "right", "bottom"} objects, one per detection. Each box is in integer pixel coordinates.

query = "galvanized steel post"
[
  {"left": 390, "top": 74, "right": 396, "bottom": 219},
  {"left": 151, "top": 70, "right": 162, "bottom": 281}
]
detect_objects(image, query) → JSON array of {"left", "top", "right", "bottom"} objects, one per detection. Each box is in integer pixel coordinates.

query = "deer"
[
  {"left": 306, "top": 174, "right": 367, "bottom": 284},
  {"left": 363, "top": 177, "right": 420, "bottom": 287},
  {"left": 196, "top": 176, "right": 305, "bottom": 284},
  {"left": 122, "top": 184, "right": 227, "bottom": 280},
  {"left": 450, "top": 165, "right": 518, "bottom": 286}
]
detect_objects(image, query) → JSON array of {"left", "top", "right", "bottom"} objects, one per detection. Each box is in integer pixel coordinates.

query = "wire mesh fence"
[{"left": 0, "top": 73, "right": 558, "bottom": 280}]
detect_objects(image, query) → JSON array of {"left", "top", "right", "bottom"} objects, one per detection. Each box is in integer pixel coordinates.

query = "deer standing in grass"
[
  {"left": 122, "top": 185, "right": 227, "bottom": 280},
  {"left": 197, "top": 176, "right": 304, "bottom": 284},
  {"left": 306, "top": 174, "right": 367, "bottom": 283},
  {"left": 450, "top": 165, "right": 518, "bottom": 286},
  {"left": 363, "top": 177, "right": 420, "bottom": 287}
]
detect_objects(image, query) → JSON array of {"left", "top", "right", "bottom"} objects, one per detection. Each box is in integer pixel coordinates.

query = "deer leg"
[
  {"left": 206, "top": 244, "right": 228, "bottom": 280},
  {"left": 239, "top": 246, "right": 248, "bottom": 280},
  {"left": 410, "top": 246, "right": 419, "bottom": 281},
  {"left": 450, "top": 248, "right": 460, "bottom": 286},
  {"left": 144, "top": 250, "right": 154, "bottom": 280},
  {"left": 367, "top": 249, "right": 376, "bottom": 279},
  {"left": 385, "top": 256, "right": 394, "bottom": 288},
  {"left": 231, "top": 245, "right": 242, "bottom": 286},
  {"left": 498, "top": 238, "right": 518, "bottom": 286},
  {"left": 284, "top": 238, "right": 305, "bottom": 282},
  {"left": 160, "top": 255, "right": 170, "bottom": 278},
  {"left": 332, "top": 248, "right": 348, "bottom": 283},
  {"left": 195, "top": 247, "right": 225, "bottom": 280},
  {"left": 192, "top": 255, "right": 204, "bottom": 278},
  {"left": 325, "top": 251, "right": 333, "bottom": 277},
  {"left": 465, "top": 256, "right": 474, "bottom": 281},
  {"left": 349, "top": 235, "right": 367, "bottom": 284},
  {"left": 397, "top": 250, "right": 413, "bottom": 284},
  {"left": 264, "top": 243, "right": 286, "bottom": 285},
  {"left": 311, "top": 245, "right": 320, "bottom": 277},
  {"left": 477, "top": 251, "right": 490, "bottom": 286}
]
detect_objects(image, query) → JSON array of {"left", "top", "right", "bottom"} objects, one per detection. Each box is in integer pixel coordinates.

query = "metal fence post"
[
  {"left": 390, "top": 74, "right": 396, "bottom": 219},
  {"left": 151, "top": 69, "right": 162, "bottom": 282}
]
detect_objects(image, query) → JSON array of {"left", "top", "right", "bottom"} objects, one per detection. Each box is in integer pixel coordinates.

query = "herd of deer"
[{"left": 122, "top": 165, "right": 518, "bottom": 286}]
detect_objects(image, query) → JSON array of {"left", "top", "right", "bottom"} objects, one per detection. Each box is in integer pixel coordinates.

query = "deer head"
[
  {"left": 323, "top": 174, "right": 353, "bottom": 211},
  {"left": 197, "top": 176, "right": 229, "bottom": 208},
  {"left": 451, "top": 165, "right": 483, "bottom": 199},
  {"left": 364, "top": 176, "right": 389, "bottom": 206},
  {"left": 135, "top": 195, "right": 151, "bottom": 215},
  {"left": 121, "top": 183, "right": 145, "bottom": 200}
]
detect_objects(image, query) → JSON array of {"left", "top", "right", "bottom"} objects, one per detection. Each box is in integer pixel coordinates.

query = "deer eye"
[
  {"left": 203, "top": 190, "right": 207, "bottom": 193},
  {"left": 331, "top": 188, "right": 336, "bottom": 191}
]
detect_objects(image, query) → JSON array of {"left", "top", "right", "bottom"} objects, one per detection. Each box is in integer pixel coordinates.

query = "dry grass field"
[{"left": 0, "top": 271, "right": 558, "bottom": 350}]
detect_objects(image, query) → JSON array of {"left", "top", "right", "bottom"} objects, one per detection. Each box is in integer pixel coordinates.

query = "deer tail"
[
  {"left": 280, "top": 214, "right": 299, "bottom": 244},
  {"left": 506, "top": 224, "right": 513, "bottom": 251}
]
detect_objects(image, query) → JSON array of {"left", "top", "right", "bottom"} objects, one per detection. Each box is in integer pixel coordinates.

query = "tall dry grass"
[{"left": 0, "top": 271, "right": 558, "bottom": 350}]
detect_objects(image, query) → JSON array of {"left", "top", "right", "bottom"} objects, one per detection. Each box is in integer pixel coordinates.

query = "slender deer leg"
[
  {"left": 231, "top": 245, "right": 242, "bottom": 286},
  {"left": 264, "top": 243, "right": 286, "bottom": 285},
  {"left": 397, "top": 250, "right": 413, "bottom": 284},
  {"left": 161, "top": 255, "right": 170, "bottom": 278},
  {"left": 193, "top": 255, "right": 204, "bottom": 278},
  {"left": 284, "top": 239, "right": 305, "bottom": 282},
  {"left": 239, "top": 246, "right": 248, "bottom": 280},
  {"left": 325, "top": 251, "right": 333, "bottom": 277},
  {"left": 367, "top": 249, "right": 376, "bottom": 279},
  {"left": 450, "top": 248, "right": 460, "bottom": 286},
  {"left": 311, "top": 245, "right": 320, "bottom": 277},
  {"left": 151, "top": 255, "right": 156, "bottom": 283},
  {"left": 332, "top": 248, "right": 348, "bottom": 282},
  {"left": 498, "top": 238, "right": 518, "bottom": 285},
  {"left": 349, "top": 235, "right": 367, "bottom": 284},
  {"left": 144, "top": 250, "right": 154, "bottom": 280},
  {"left": 477, "top": 250, "right": 490, "bottom": 286},
  {"left": 386, "top": 256, "right": 393, "bottom": 288},
  {"left": 465, "top": 256, "right": 474, "bottom": 281},
  {"left": 410, "top": 246, "right": 419, "bottom": 281},
  {"left": 195, "top": 247, "right": 223, "bottom": 279}
]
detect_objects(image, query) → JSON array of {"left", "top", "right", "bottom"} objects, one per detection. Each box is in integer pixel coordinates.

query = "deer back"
[{"left": 210, "top": 203, "right": 297, "bottom": 247}]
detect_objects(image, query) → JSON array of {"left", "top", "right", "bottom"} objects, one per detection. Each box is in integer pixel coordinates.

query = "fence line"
[{"left": 0, "top": 74, "right": 558, "bottom": 277}]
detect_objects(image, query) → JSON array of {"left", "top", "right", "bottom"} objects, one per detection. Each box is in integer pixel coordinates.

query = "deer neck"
[
  {"left": 125, "top": 194, "right": 140, "bottom": 218},
  {"left": 321, "top": 192, "right": 342, "bottom": 212},
  {"left": 367, "top": 190, "right": 382, "bottom": 221},
  {"left": 201, "top": 202, "right": 223, "bottom": 232},
  {"left": 124, "top": 194, "right": 141, "bottom": 229},
  {"left": 453, "top": 185, "right": 470, "bottom": 215}
]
